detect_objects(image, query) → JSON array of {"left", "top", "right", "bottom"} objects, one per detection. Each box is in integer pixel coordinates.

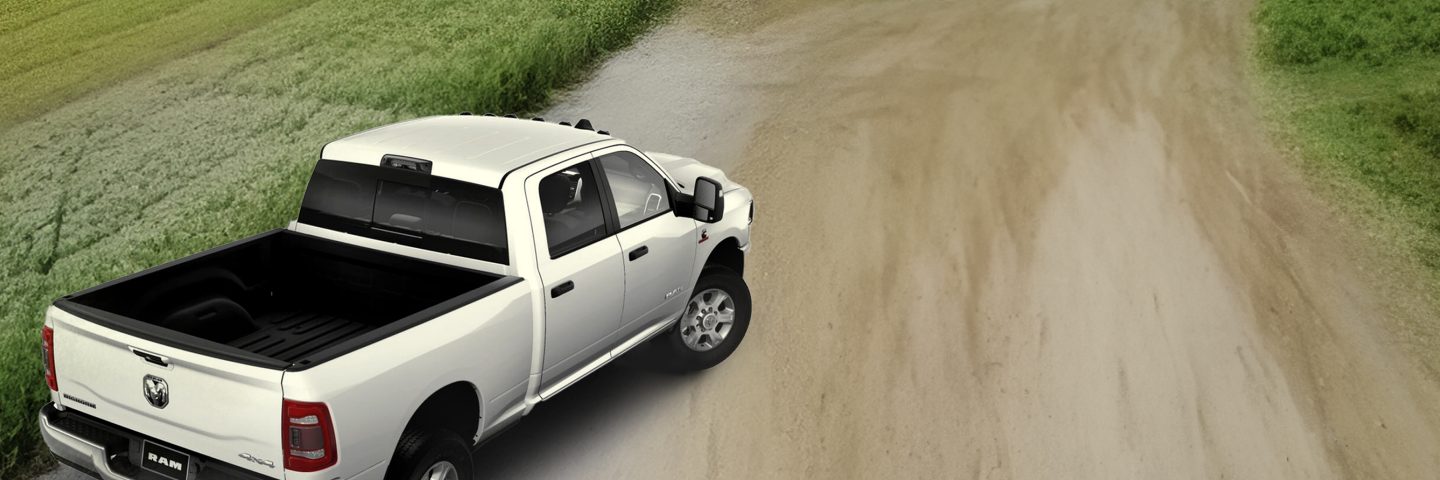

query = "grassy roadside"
[
  {"left": 1254, "top": 0, "right": 1440, "bottom": 371},
  {"left": 0, "top": 1, "right": 676, "bottom": 477},
  {"left": 0, "top": 0, "right": 315, "bottom": 129}
]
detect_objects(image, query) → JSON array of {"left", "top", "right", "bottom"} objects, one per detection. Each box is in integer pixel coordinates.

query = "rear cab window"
[{"left": 299, "top": 159, "right": 508, "bottom": 264}]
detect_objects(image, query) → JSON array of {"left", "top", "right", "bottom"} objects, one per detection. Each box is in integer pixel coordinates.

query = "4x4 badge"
[
  {"left": 239, "top": 453, "right": 275, "bottom": 468},
  {"left": 143, "top": 375, "right": 169, "bottom": 409}
]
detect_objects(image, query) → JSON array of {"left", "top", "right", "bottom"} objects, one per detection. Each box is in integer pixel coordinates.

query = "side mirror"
[{"left": 690, "top": 177, "right": 724, "bottom": 223}]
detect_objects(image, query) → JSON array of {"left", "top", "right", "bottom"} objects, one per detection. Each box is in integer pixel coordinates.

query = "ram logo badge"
[{"left": 142, "top": 375, "right": 169, "bottom": 409}]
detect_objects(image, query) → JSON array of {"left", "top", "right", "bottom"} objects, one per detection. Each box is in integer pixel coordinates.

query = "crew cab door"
[
  {"left": 593, "top": 148, "right": 697, "bottom": 339},
  {"left": 527, "top": 155, "right": 626, "bottom": 389}
]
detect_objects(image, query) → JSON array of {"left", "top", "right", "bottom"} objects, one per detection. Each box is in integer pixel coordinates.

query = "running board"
[{"left": 536, "top": 316, "right": 677, "bottom": 400}]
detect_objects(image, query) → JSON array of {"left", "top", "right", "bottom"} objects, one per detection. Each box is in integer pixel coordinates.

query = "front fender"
[{"left": 692, "top": 186, "right": 753, "bottom": 285}]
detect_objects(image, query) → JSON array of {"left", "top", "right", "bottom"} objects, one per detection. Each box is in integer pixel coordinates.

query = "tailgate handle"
[{"left": 130, "top": 347, "right": 170, "bottom": 368}]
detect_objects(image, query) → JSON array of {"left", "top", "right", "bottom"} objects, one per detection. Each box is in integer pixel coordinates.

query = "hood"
[{"left": 645, "top": 151, "right": 738, "bottom": 193}]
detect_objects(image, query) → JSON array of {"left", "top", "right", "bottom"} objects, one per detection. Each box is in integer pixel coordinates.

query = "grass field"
[
  {"left": 1255, "top": 0, "right": 1440, "bottom": 370},
  {"left": 0, "top": 0, "right": 676, "bottom": 476},
  {"left": 0, "top": 0, "right": 314, "bottom": 129}
]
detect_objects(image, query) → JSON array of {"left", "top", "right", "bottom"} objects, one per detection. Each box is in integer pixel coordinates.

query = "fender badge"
[
  {"left": 699, "top": 230, "right": 709, "bottom": 244},
  {"left": 239, "top": 453, "right": 276, "bottom": 468}
]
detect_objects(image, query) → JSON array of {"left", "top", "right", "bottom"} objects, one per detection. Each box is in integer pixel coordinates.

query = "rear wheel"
[
  {"left": 652, "top": 267, "right": 751, "bottom": 372},
  {"left": 386, "top": 429, "right": 473, "bottom": 480}
]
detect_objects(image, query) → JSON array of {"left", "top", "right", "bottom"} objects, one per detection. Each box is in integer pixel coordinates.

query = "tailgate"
[{"left": 48, "top": 306, "right": 285, "bottom": 479}]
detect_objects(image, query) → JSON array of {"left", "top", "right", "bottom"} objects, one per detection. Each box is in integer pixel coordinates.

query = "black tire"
[
  {"left": 651, "top": 267, "right": 752, "bottom": 373},
  {"left": 385, "top": 429, "right": 474, "bottom": 480}
]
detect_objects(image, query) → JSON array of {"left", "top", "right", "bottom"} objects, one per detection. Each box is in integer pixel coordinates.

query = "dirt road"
[
  {"left": 39, "top": 0, "right": 1440, "bottom": 479},
  {"left": 492, "top": 0, "right": 1440, "bottom": 478}
]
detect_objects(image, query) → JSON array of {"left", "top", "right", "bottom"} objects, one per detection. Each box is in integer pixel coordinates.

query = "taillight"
[
  {"left": 42, "top": 326, "right": 56, "bottom": 391},
  {"left": 283, "top": 399, "right": 337, "bottom": 472}
]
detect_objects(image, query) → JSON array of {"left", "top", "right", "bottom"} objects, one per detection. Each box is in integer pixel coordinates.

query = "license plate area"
[{"left": 141, "top": 440, "right": 191, "bottom": 480}]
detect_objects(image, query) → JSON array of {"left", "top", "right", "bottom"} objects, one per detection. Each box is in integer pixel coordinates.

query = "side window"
[
  {"left": 597, "top": 152, "right": 671, "bottom": 229},
  {"left": 538, "top": 162, "right": 609, "bottom": 257}
]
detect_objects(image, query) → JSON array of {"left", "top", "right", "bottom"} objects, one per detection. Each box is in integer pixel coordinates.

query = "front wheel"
[{"left": 653, "top": 267, "right": 752, "bottom": 372}]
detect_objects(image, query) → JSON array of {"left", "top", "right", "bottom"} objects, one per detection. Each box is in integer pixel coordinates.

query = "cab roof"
[{"left": 320, "top": 115, "right": 614, "bottom": 187}]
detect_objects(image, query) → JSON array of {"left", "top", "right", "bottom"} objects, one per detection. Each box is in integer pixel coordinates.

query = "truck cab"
[{"left": 39, "top": 115, "right": 755, "bottom": 480}]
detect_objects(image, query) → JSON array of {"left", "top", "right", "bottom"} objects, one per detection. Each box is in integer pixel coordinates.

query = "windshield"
[{"left": 299, "top": 160, "right": 508, "bottom": 264}]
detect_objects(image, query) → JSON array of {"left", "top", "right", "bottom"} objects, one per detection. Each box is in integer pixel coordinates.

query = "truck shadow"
[{"left": 469, "top": 356, "right": 702, "bottom": 478}]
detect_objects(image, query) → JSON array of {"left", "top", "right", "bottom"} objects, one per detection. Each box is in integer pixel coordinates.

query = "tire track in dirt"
[{"left": 470, "top": 0, "right": 1440, "bottom": 478}]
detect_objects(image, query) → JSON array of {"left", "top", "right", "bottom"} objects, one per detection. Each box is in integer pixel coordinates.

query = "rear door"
[
  {"left": 526, "top": 155, "right": 626, "bottom": 391},
  {"left": 593, "top": 148, "right": 698, "bottom": 339},
  {"left": 49, "top": 306, "right": 285, "bottom": 479}
]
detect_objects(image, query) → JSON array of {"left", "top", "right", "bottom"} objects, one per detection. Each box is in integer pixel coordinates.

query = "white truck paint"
[{"left": 38, "top": 116, "right": 754, "bottom": 480}]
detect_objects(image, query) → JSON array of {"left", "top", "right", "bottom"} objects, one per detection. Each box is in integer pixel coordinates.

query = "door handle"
[
  {"left": 629, "top": 246, "right": 649, "bottom": 261},
  {"left": 551, "top": 281, "right": 575, "bottom": 298}
]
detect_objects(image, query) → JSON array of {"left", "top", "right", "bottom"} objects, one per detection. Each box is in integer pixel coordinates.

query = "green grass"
[
  {"left": 0, "top": 0, "right": 676, "bottom": 476},
  {"left": 1255, "top": 0, "right": 1440, "bottom": 369},
  {"left": 1256, "top": 0, "right": 1440, "bottom": 67},
  {"left": 0, "top": 0, "right": 316, "bottom": 129}
]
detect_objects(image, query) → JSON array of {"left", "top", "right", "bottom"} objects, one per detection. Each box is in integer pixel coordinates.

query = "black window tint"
[
  {"left": 304, "top": 165, "right": 371, "bottom": 222},
  {"left": 538, "top": 162, "right": 609, "bottom": 257},
  {"left": 299, "top": 160, "right": 508, "bottom": 264},
  {"left": 373, "top": 178, "right": 506, "bottom": 248},
  {"left": 597, "top": 152, "right": 671, "bottom": 229}
]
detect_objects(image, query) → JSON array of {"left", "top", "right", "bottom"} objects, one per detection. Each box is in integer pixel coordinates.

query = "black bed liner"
[
  {"left": 230, "top": 311, "right": 375, "bottom": 363},
  {"left": 54, "top": 229, "right": 521, "bottom": 371}
]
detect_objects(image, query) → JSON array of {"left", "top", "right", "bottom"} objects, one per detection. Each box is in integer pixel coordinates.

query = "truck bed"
[
  {"left": 56, "top": 229, "right": 518, "bottom": 370},
  {"left": 230, "top": 310, "right": 375, "bottom": 363}
]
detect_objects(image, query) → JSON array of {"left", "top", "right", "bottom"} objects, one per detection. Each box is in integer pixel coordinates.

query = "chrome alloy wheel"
[
  {"left": 422, "top": 460, "right": 459, "bottom": 480},
  {"left": 681, "top": 288, "right": 735, "bottom": 352}
]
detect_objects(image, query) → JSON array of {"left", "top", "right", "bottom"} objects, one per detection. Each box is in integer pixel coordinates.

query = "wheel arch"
[
  {"left": 703, "top": 237, "right": 744, "bottom": 275},
  {"left": 398, "top": 381, "right": 483, "bottom": 444}
]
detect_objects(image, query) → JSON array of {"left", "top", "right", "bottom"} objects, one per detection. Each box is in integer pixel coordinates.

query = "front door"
[
  {"left": 595, "top": 149, "right": 697, "bottom": 338},
  {"left": 528, "top": 156, "right": 625, "bottom": 388}
]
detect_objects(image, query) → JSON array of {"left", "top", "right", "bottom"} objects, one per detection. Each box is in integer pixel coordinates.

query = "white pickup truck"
[{"left": 37, "top": 115, "right": 754, "bottom": 480}]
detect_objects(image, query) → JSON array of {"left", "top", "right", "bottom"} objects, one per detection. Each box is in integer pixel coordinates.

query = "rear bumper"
[
  {"left": 39, "top": 403, "right": 129, "bottom": 480},
  {"left": 38, "top": 403, "right": 272, "bottom": 480}
]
